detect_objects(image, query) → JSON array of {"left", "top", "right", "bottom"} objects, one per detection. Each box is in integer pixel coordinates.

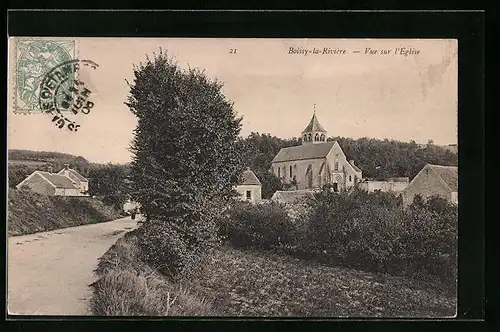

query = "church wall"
[
  {"left": 272, "top": 158, "right": 327, "bottom": 190},
  {"left": 325, "top": 142, "right": 362, "bottom": 189}
]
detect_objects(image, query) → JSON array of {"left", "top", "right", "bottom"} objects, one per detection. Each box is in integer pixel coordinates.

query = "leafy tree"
[
  {"left": 8, "top": 164, "right": 33, "bottom": 188},
  {"left": 88, "top": 164, "right": 130, "bottom": 210},
  {"left": 126, "top": 50, "right": 242, "bottom": 278}
]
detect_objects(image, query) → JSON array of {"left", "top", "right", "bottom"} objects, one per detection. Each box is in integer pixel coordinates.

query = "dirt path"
[{"left": 7, "top": 217, "right": 138, "bottom": 316}]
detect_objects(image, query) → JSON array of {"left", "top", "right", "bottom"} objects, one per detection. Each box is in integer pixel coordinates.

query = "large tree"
[{"left": 125, "top": 51, "right": 242, "bottom": 277}]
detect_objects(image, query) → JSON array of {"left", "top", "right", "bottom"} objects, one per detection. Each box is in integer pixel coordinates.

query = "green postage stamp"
[{"left": 13, "top": 38, "right": 77, "bottom": 113}]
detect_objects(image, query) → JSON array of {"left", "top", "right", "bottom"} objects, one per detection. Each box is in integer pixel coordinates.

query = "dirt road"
[{"left": 7, "top": 217, "right": 138, "bottom": 316}]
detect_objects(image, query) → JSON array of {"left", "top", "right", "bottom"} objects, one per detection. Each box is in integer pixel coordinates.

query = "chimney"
[
  {"left": 63, "top": 164, "right": 70, "bottom": 177},
  {"left": 349, "top": 160, "right": 355, "bottom": 166}
]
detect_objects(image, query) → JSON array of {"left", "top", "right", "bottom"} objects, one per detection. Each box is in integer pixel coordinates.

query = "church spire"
[{"left": 301, "top": 106, "right": 328, "bottom": 145}]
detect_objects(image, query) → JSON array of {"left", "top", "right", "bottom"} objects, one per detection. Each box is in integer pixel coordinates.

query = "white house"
[
  {"left": 235, "top": 167, "right": 262, "bottom": 204},
  {"left": 15, "top": 164, "right": 89, "bottom": 197}
]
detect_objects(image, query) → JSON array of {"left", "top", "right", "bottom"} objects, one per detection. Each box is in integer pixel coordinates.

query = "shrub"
[
  {"left": 221, "top": 201, "right": 295, "bottom": 250},
  {"left": 299, "top": 188, "right": 457, "bottom": 283}
]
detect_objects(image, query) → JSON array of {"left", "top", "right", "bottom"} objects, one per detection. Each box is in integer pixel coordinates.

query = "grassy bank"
[
  {"left": 8, "top": 188, "right": 122, "bottom": 236},
  {"left": 89, "top": 230, "right": 215, "bottom": 316},
  {"left": 91, "top": 231, "right": 456, "bottom": 317}
]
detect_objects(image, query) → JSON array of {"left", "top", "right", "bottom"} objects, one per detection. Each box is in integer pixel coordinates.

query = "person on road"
[{"left": 130, "top": 206, "right": 138, "bottom": 220}]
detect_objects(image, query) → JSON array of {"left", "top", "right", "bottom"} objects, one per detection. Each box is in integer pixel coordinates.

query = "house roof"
[
  {"left": 351, "top": 163, "right": 362, "bottom": 172},
  {"left": 272, "top": 190, "right": 314, "bottom": 204},
  {"left": 302, "top": 114, "right": 327, "bottom": 133},
  {"left": 58, "top": 168, "right": 88, "bottom": 182},
  {"left": 239, "top": 168, "right": 262, "bottom": 186},
  {"left": 38, "top": 171, "right": 80, "bottom": 189},
  {"left": 272, "top": 141, "right": 335, "bottom": 163},
  {"left": 428, "top": 164, "right": 458, "bottom": 191}
]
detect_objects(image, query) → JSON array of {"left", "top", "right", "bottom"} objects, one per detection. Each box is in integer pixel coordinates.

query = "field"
[{"left": 91, "top": 231, "right": 456, "bottom": 317}]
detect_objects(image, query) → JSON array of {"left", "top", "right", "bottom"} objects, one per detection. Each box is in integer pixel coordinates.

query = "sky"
[{"left": 8, "top": 38, "right": 457, "bottom": 164}]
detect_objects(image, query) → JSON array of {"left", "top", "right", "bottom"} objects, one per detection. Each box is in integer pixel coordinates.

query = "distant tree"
[
  {"left": 126, "top": 50, "right": 242, "bottom": 278},
  {"left": 88, "top": 164, "right": 130, "bottom": 210},
  {"left": 8, "top": 164, "right": 32, "bottom": 188}
]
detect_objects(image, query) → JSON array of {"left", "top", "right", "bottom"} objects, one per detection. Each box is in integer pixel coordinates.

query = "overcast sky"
[{"left": 8, "top": 38, "right": 457, "bottom": 164}]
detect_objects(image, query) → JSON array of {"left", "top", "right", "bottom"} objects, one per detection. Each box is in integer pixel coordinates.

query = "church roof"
[
  {"left": 428, "top": 164, "right": 458, "bottom": 192},
  {"left": 272, "top": 141, "right": 335, "bottom": 163},
  {"left": 302, "top": 114, "right": 327, "bottom": 133},
  {"left": 239, "top": 168, "right": 262, "bottom": 186}
]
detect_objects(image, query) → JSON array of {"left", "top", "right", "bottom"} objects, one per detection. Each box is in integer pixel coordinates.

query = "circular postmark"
[{"left": 38, "top": 59, "right": 99, "bottom": 132}]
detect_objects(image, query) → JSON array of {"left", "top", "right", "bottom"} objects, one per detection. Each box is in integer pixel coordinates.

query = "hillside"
[{"left": 8, "top": 188, "right": 122, "bottom": 236}]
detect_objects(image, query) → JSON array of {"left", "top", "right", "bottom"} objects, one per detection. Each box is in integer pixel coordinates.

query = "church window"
[
  {"left": 308, "top": 133, "right": 312, "bottom": 141},
  {"left": 334, "top": 161, "right": 339, "bottom": 171},
  {"left": 315, "top": 133, "right": 319, "bottom": 141},
  {"left": 303, "top": 134, "right": 307, "bottom": 142},
  {"left": 320, "top": 134, "right": 325, "bottom": 141},
  {"left": 289, "top": 165, "right": 292, "bottom": 178}
]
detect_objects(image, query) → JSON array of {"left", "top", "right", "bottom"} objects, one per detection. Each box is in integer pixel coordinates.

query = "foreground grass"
[
  {"left": 89, "top": 230, "right": 215, "bottom": 316},
  {"left": 91, "top": 232, "right": 456, "bottom": 317}
]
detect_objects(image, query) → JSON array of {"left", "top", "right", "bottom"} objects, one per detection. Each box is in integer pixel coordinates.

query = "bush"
[
  {"left": 221, "top": 201, "right": 295, "bottom": 250},
  {"left": 299, "top": 189, "right": 457, "bottom": 283},
  {"left": 221, "top": 187, "right": 457, "bottom": 284}
]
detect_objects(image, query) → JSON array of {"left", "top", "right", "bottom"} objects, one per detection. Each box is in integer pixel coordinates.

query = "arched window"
[
  {"left": 303, "top": 134, "right": 307, "bottom": 142},
  {"left": 289, "top": 165, "right": 293, "bottom": 178},
  {"left": 315, "top": 133, "right": 319, "bottom": 141},
  {"left": 334, "top": 161, "right": 339, "bottom": 171},
  {"left": 320, "top": 134, "right": 325, "bottom": 141},
  {"left": 308, "top": 133, "right": 312, "bottom": 141}
]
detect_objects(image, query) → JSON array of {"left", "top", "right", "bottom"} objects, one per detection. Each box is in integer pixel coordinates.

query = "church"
[{"left": 271, "top": 112, "right": 362, "bottom": 192}]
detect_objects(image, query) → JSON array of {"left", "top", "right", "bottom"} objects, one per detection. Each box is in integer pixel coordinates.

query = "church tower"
[{"left": 301, "top": 106, "right": 328, "bottom": 145}]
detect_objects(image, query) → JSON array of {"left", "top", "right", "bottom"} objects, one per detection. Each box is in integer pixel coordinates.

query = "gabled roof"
[
  {"left": 271, "top": 190, "right": 314, "bottom": 204},
  {"left": 38, "top": 171, "right": 80, "bottom": 189},
  {"left": 272, "top": 141, "right": 335, "bottom": 163},
  {"left": 57, "top": 168, "right": 88, "bottom": 182},
  {"left": 428, "top": 164, "right": 458, "bottom": 192},
  {"left": 239, "top": 168, "right": 262, "bottom": 186},
  {"left": 302, "top": 114, "right": 327, "bottom": 133},
  {"left": 351, "top": 163, "right": 362, "bottom": 172}
]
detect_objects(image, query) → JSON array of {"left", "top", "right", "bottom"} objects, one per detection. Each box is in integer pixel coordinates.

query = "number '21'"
[{"left": 229, "top": 49, "right": 237, "bottom": 54}]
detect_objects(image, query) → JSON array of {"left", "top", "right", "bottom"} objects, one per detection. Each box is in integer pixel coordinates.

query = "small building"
[
  {"left": 15, "top": 164, "right": 89, "bottom": 197},
  {"left": 358, "top": 177, "right": 409, "bottom": 194},
  {"left": 235, "top": 168, "right": 262, "bottom": 204},
  {"left": 401, "top": 164, "right": 458, "bottom": 206}
]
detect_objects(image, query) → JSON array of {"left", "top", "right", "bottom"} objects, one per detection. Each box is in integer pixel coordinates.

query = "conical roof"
[
  {"left": 240, "top": 167, "right": 262, "bottom": 186},
  {"left": 302, "top": 114, "right": 327, "bottom": 133}
]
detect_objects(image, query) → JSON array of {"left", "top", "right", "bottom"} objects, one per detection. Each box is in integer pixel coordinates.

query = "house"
[
  {"left": 235, "top": 167, "right": 262, "bottom": 204},
  {"left": 401, "top": 164, "right": 458, "bottom": 206},
  {"left": 15, "top": 164, "right": 89, "bottom": 196},
  {"left": 271, "top": 112, "right": 362, "bottom": 192},
  {"left": 57, "top": 164, "right": 89, "bottom": 194},
  {"left": 358, "top": 177, "right": 409, "bottom": 194}
]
